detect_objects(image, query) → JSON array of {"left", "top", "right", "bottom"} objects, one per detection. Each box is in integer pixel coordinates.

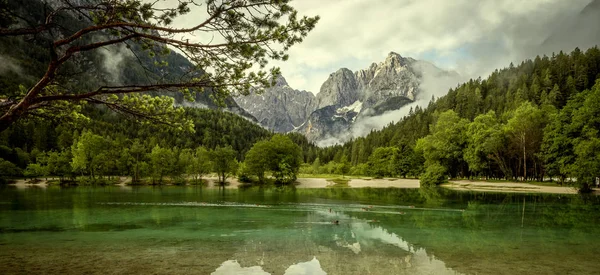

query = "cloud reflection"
[{"left": 212, "top": 257, "right": 326, "bottom": 275}]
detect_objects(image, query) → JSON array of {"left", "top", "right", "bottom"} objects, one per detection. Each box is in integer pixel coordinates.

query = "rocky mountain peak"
[
  {"left": 381, "top": 52, "right": 415, "bottom": 70},
  {"left": 234, "top": 51, "right": 455, "bottom": 144},
  {"left": 294, "top": 52, "right": 453, "bottom": 143},
  {"left": 315, "top": 68, "right": 359, "bottom": 109},
  {"left": 234, "top": 77, "right": 317, "bottom": 132},
  {"left": 385, "top": 51, "right": 404, "bottom": 62},
  {"left": 273, "top": 74, "right": 289, "bottom": 87}
]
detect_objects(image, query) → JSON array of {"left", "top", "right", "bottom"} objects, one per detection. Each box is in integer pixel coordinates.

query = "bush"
[
  {"left": 238, "top": 173, "right": 252, "bottom": 183},
  {"left": 172, "top": 176, "right": 188, "bottom": 186},
  {"left": 189, "top": 178, "right": 208, "bottom": 186},
  {"left": 75, "top": 177, "right": 117, "bottom": 186},
  {"left": 419, "top": 163, "right": 448, "bottom": 187},
  {"left": 349, "top": 163, "right": 368, "bottom": 176},
  {"left": 237, "top": 162, "right": 253, "bottom": 183}
]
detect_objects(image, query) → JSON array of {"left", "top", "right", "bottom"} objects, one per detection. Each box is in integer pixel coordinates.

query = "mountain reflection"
[
  {"left": 212, "top": 208, "right": 461, "bottom": 275},
  {"left": 320, "top": 210, "right": 463, "bottom": 275}
]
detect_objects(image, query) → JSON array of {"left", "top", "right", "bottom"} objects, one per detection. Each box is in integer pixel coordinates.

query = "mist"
[
  {"left": 99, "top": 44, "right": 131, "bottom": 84},
  {"left": 0, "top": 55, "right": 23, "bottom": 75},
  {"left": 314, "top": 0, "right": 600, "bottom": 147},
  {"left": 315, "top": 64, "right": 465, "bottom": 147}
]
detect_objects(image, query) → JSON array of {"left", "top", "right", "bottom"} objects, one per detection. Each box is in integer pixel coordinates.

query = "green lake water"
[{"left": 1, "top": 185, "right": 599, "bottom": 274}]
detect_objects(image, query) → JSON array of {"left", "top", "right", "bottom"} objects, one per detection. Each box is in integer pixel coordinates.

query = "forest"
[
  {"left": 0, "top": 103, "right": 309, "bottom": 185},
  {"left": 2, "top": 47, "right": 600, "bottom": 192},
  {"left": 309, "top": 47, "right": 600, "bottom": 192}
]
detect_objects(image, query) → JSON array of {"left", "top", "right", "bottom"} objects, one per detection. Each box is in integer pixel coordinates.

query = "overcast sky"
[{"left": 165, "top": 0, "right": 596, "bottom": 94}]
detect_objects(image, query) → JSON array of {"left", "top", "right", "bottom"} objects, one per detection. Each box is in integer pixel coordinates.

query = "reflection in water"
[
  {"left": 212, "top": 257, "right": 326, "bottom": 275},
  {"left": 2, "top": 186, "right": 600, "bottom": 275},
  {"left": 317, "top": 210, "right": 463, "bottom": 275},
  {"left": 284, "top": 257, "right": 327, "bottom": 275},
  {"left": 211, "top": 208, "right": 461, "bottom": 275},
  {"left": 211, "top": 260, "right": 269, "bottom": 275}
]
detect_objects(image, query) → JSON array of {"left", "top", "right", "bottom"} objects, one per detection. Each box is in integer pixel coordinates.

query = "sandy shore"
[
  {"left": 294, "top": 178, "right": 420, "bottom": 188},
  {"left": 443, "top": 180, "right": 585, "bottom": 194},
  {"left": 294, "top": 178, "right": 333, "bottom": 188},
  {"left": 8, "top": 177, "right": 593, "bottom": 195},
  {"left": 349, "top": 178, "right": 420, "bottom": 188},
  {"left": 293, "top": 178, "right": 588, "bottom": 194},
  {"left": 12, "top": 179, "right": 48, "bottom": 189}
]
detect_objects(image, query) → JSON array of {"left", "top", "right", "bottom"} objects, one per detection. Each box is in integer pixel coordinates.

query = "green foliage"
[
  {"left": 504, "top": 102, "right": 546, "bottom": 180},
  {"left": 243, "top": 134, "right": 303, "bottom": 184},
  {"left": 237, "top": 162, "right": 252, "bottom": 183},
  {"left": 46, "top": 151, "right": 73, "bottom": 180},
  {"left": 0, "top": 0, "right": 320, "bottom": 131},
  {"left": 416, "top": 110, "right": 468, "bottom": 178},
  {"left": 24, "top": 163, "right": 47, "bottom": 178},
  {"left": 0, "top": 157, "right": 21, "bottom": 179},
  {"left": 244, "top": 140, "right": 270, "bottom": 182},
  {"left": 543, "top": 80, "right": 600, "bottom": 192},
  {"left": 189, "top": 146, "right": 212, "bottom": 183},
  {"left": 367, "top": 147, "right": 399, "bottom": 178},
  {"left": 349, "top": 163, "right": 368, "bottom": 176},
  {"left": 210, "top": 146, "right": 239, "bottom": 185},
  {"left": 419, "top": 163, "right": 448, "bottom": 187},
  {"left": 464, "top": 111, "right": 509, "bottom": 177},
  {"left": 337, "top": 155, "right": 351, "bottom": 177},
  {"left": 311, "top": 158, "right": 322, "bottom": 173},
  {"left": 71, "top": 131, "right": 112, "bottom": 178},
  {"left": 149, "top": 145, "right": 176, "bottom": 184},
  {"left": 316, "top": 47, "right": 600, "bottom": 191}
]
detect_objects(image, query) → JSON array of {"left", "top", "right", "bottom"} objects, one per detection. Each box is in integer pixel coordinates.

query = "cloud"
[
  {"left": 155, "top": 0, "right": 599, "bottom": 145},
  {"left": 271, "top": 0, "right": 594, "bottom": 94},
  {"left": 157, "top": 0, "right": 596, "bottom": 94},
  {"left": 316, "top": 61, "right": 466, "bottom": 146},
  {"left": 284, "top": 0, "right": 599, "bottom": 146}
]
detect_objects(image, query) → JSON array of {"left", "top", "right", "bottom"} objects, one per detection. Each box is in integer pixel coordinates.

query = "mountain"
[
  {"left": 315, "top": 68, "right": 360, "bottom": 109},
  {"left": 294, "top": 52, "right": 454, "bottom": 143},
  {"left": 0, "top": 0, "right": 257, "bottom": 122},
  {"left": 310, "top": 46, "right": 600, "bottom": 189},
  {"left": 234, "top": 76, "right": 317, "bottom": 132}
]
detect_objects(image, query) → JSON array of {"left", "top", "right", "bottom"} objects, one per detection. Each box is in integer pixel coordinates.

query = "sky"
[
  {"left": 140, "top": 0, "right": 600, "bottom": 145},
  {"left": 162, "top": 0, "right": 597, "bottom": 95},
  {"left": 273, "top": 0, "right": 598, "bottom": 94}
]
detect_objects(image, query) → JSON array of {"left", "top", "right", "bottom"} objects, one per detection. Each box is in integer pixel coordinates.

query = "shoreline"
[
  {"left": 442, "top": 180, "right": 583, "bottom": 194},
  {"left": 7, "top": 177, "right": 596, "bottom": 195}
]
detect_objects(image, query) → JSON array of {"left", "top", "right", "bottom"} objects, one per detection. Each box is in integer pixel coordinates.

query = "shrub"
[{"left": 419, "top": 163, "right": 448, "bottom": 187}]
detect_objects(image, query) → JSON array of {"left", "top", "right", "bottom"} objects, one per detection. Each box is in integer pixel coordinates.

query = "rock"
[
  {"left": 235, "top": 76, "right": 317, "bottom": 132},
  {"left": 296, "top": 105, "right": 355, "bottom": 143},
  {"left": 232, "top": 52, "right": 455, "bottom": 142},
  {"left": 294, "top": 52, "right": 452, "bottom": 143},
  {"left": 316, "top": 68, "right": 359, "bottom": 109}
]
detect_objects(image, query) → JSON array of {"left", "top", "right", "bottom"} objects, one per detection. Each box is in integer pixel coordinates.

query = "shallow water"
[{"left": 1, "top": 186, "right": 599, "bottom": 274}]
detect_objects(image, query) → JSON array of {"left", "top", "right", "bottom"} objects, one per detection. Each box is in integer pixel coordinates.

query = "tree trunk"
[
  {"left": 134, "top": 156, "right": 139, "bottom": 182},
  {"left": 523, "top": 144, "right": 526, "bottom": 181}
]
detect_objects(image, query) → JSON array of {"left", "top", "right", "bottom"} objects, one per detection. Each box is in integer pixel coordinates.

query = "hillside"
[
  {"left": 309, "top": 47, "right": 600, "bottom": 191},
  {"left": 0, "top": 0, "right": 256, "bottom": 121}
]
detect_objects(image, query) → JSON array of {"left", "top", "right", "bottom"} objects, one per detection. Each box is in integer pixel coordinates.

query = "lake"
[{"left": 1, "top": 185, "right": 599, "bottom": 274}]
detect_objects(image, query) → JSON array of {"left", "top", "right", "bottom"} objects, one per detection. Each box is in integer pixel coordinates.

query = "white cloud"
[
  {"left": 157, "top": 0, "right": 594, "bottom": 95},
  {"left": 271, "top": 0, "right": 592, "bottom": 94}
]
